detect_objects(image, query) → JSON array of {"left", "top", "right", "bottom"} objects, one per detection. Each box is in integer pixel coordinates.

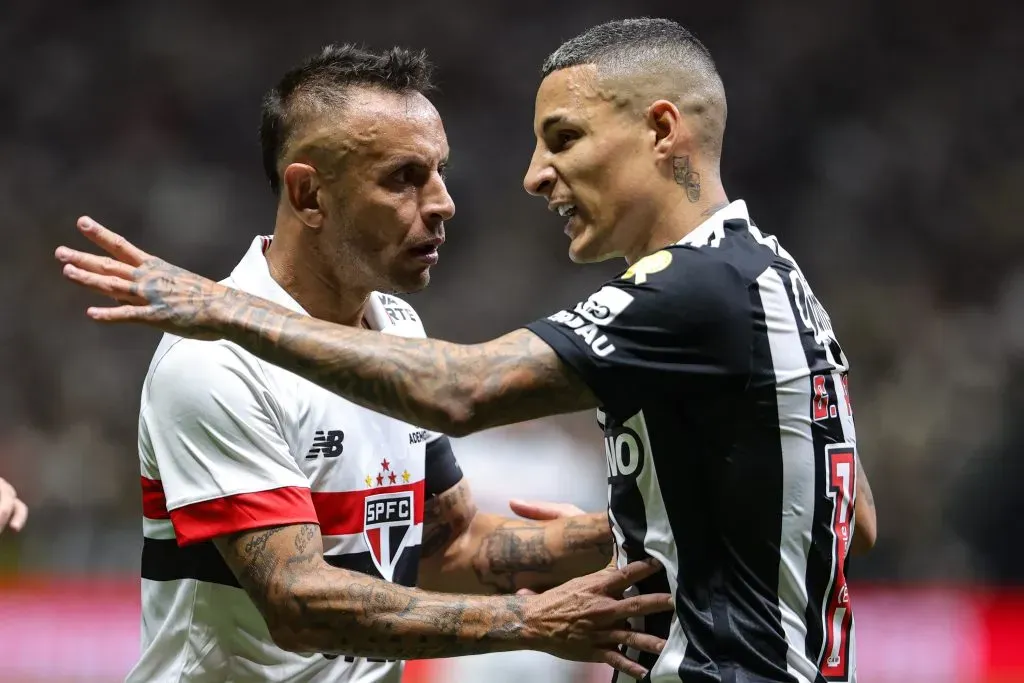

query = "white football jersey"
[{"left": 128, "top": 236, "right": 444, "bottom": 683}]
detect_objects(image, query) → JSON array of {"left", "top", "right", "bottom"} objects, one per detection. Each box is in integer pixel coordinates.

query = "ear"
[
  {"left": 647, "top": 100, "right": 687, "bottom": 161},
  {"left": 282, "top": 162, "right": 325, "bottom": 229}
]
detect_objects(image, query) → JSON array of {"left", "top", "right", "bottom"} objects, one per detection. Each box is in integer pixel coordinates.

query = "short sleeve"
[
  {"left": 139, "top": 340, "right": 317, "bottom": 546},
  {"left": 525, "top": 247, "right": 751, "bottom": 415},
  {"left": 423, "top": 435, "right": 464, "bottom": 498}
]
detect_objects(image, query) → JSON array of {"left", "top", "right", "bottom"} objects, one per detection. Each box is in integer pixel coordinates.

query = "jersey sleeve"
[
  {"left": 423, "top": 435, "right": 464, "bottom": 498},
  {"left": 139, "top": 340, "right": 317, "bottom": 546},
  {"left": 525, "top": 247, "right": 752, "bottom": 415}
]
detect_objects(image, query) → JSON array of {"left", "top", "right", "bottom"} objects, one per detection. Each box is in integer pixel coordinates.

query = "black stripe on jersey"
[
  {"left": 142, "top": 537, "right": 421, "bottom": 588},
  {"left": 141, "top": 537, "right": 240, "bottom": 588}
]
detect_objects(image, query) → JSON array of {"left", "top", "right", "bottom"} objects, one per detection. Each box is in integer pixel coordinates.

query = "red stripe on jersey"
[
  {"left": 170, "top": 486, "right": 318, "bottom": 546},
  {"left": 312, "top": 480, "right": 425, "bottom": 536},
  {"left": 141, "top": 476, "right": 170, "bottom": 520}
]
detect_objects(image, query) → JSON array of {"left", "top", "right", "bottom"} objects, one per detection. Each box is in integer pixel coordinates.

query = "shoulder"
[
  {"left": 142, "top": 336, "right": 272, "bottom": 412},
  {"left": 372, "top": 292, "right": 427, "bottom": 338},
  {"left": 611, "top": 246, "right": 752, "bottom": 313}
]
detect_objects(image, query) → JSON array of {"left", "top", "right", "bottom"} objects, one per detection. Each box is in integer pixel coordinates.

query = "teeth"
[{"left": 557, "top": 204, "right": 576, "bottom": 217}]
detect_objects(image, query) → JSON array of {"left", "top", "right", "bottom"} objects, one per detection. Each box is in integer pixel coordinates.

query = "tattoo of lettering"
[
  {"left": 216, "top": 524, "right": 531, "bottom": 659},
  {"left": 422, "top": 481, "right": 477, "bottom": 559},
  {"left": 672, "top": 155, "right": 701, "bottom": 202},
  {"left": 473, "top": 522, "right": 555, "bottom": 593}
]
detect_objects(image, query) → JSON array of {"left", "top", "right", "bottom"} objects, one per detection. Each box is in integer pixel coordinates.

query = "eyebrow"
[{"left": 540, "top": 114, "right": 568, "bottom": 135}]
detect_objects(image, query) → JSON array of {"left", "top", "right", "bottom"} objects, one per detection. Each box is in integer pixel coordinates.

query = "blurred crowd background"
[{"left": 1, "top": 0, "right": 1022, "bottom": 681}]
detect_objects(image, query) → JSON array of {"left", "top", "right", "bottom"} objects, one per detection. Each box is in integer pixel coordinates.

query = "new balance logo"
[{"left": 306, "top": 430, "right": 345, "bottom": 459}]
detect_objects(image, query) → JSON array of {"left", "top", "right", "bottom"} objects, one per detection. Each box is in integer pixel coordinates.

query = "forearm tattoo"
[
  {"left": 215, "top": 524, "right": 529, "bottom": 659},
  {"left": 217, "top": 302, "right": 596, "bottom": 436},
  {"left": 472, "top": 513, "right": 614, "bottom": 593}
]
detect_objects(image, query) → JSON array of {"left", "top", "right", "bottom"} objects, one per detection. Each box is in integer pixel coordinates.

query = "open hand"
[
  {"left": 55, "top": 216, "right": 237, "bottom": 340},
  {"left": 522, "top": 557, "right": 671, "bottom": 680}
]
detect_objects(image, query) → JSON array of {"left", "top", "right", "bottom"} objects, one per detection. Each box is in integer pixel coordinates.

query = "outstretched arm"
[
  {"left": 56, "top": 219, "right": 598, "bottom": 437},
  {"left": 418, "top": 480, "right": 613, "bottom": 594}
]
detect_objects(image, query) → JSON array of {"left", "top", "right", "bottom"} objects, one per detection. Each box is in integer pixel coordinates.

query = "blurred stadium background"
[{"left": 1, "top": 0, "right": 1022, "bottom": 681}]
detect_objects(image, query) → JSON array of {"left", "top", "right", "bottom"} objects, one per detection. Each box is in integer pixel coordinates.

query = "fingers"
[
  {"left": 9, "top": 499, "right": 28, "bottom": 532},
  {"left": 614, "top": 593, "right": 675, "bottom": 619},
  {"left": 62, "top": 263, "right": 140, "bottom": 301},
  {"left": 605, "top": 557, "right": 663, "bottom": 593},
  {"left": 598, "top": 629, "right": 665, "bottom": 657},
  {"left": 600, "top": 649, "right": 649, "bottom": 680},
  {"left": 77, "top": 216, "right": 152, "bottom": 267},
  {"left": 55, "top": 246, "right": 137, "bottom": 280},
  {"left": 87, "top": 304, "right": 162, "bottom": 323},
  {"left": 509, "top": 499, "right": 586, "bottom": 521}
]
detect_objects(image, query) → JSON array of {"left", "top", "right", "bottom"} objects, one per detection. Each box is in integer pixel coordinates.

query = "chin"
[
  {"left": 568, "top": 235, "right": 616, "bottom": 265},
  {"left": 389, "top": 267, "right": 431, "bottom": 293}
]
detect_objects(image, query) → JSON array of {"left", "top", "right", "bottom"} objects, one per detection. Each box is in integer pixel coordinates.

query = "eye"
[
  {"left": 438, "top": 162, "right": 450, "bottom": 179},
  {"left": 549, "top": 129, "right": 580, "bottom": 153}
]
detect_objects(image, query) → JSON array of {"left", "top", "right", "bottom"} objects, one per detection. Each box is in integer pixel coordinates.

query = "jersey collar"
[
  {"left": 675, "top": 199, "right": 751, "bottom": 247},
  {"left": 227, "top": 236, "right": 396, "bottom": 332}
]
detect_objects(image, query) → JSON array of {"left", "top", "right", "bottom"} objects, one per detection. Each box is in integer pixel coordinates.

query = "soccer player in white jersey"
[
  {"left": 55, "top": 45, "right": 673, "bottom": 683},
  {"left": 59, "top": 19, "right": 879, "bottom": 683}
]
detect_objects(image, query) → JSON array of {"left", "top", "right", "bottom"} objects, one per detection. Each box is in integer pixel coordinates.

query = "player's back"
[{"left": 528, "top": 201, "right": 859, "bottom": 683}]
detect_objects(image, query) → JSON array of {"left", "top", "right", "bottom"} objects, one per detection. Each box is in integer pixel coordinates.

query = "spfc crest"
[{"left": 363, "top": 490, "right": 414, "bottom": 581}]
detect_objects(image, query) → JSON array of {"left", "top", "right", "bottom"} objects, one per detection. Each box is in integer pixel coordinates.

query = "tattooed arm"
[
  {"left": 851, "top": 457, "right": 877, "bottom": 556},
  {"left": 56, "top": 220, "right": 598, "bottom": 437},
  {"left": 418, "top": 480, "right": 613, "bottom": 594},
  {"left": 212, "top": 523, "right": 668, "bottom": 677}
]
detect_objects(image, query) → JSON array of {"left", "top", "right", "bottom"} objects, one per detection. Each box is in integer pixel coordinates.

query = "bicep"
[{"left": 461, "top": 329, "right": 598, "bottom": 433}]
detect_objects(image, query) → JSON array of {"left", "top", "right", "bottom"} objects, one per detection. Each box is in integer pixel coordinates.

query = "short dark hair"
[
  {"left": 541, "top": 17, "right": 716, "bottom": 79},
  {"left": 259, "top": 44, "right": 435, "bottom": 195}
]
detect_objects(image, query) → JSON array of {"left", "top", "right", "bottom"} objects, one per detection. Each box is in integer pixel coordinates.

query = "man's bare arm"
[
  {"left": 55, "top": 219, "right": 597, "bottom": 436},
  {"left": 213, "top": 523, "right": 668, "bottom": 677},
  {"left": 213, "top": 523, "right": 526, "bottom": 659},
  {"left": 418, "top": 480, "right": 613, "bottom": 594},
  {"left": 851, "top": 457, "right": 877, "bottom": 556}
]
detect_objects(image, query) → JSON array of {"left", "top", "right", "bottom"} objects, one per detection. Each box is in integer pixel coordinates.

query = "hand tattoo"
[
  {"left": 474, "top": 522, "right": 556, "bottom": 592},
  {"left": 672, "top": 155, "right": 701, "bottom": 202}
]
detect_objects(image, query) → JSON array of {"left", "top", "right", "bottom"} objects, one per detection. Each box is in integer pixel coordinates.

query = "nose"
[
  {"left": 425, "top": 173, "right": 456, "bottom": 224},
  {"left": 523, "top": 144, "right": 556, "bottom": 197}
]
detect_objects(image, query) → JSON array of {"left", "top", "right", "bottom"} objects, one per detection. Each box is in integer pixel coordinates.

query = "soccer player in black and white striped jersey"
[{"left": 59, "top": 17, "right": 877, "bottom": 683}]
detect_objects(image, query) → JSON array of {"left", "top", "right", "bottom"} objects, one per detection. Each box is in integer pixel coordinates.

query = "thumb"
[{"left": 509, "top": 499, "right": 584, "bottom": 521}]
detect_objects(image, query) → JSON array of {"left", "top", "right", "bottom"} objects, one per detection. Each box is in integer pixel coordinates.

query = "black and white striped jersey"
[{"left": 527, "top": 201, "right": 859, "bottom": 683}]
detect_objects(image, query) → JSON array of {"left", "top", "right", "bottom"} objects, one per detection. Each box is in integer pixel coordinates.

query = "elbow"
[{"left": 438, "top": 398, "right": 479, "bottom": 438}]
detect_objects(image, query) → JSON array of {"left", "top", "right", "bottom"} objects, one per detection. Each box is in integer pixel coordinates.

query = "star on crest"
[{"left": 402, "top": 470, "right": 411, "bottom": 483}]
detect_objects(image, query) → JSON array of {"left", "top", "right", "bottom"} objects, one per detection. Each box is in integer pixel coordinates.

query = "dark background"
[{"left": 1, "top": 0, "right": 1022, "bottom": 588}]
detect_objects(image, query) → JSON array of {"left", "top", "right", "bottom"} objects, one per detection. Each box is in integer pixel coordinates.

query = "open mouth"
[{"left": 409, "top": 243, "right": 440, "bottom": 264}]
